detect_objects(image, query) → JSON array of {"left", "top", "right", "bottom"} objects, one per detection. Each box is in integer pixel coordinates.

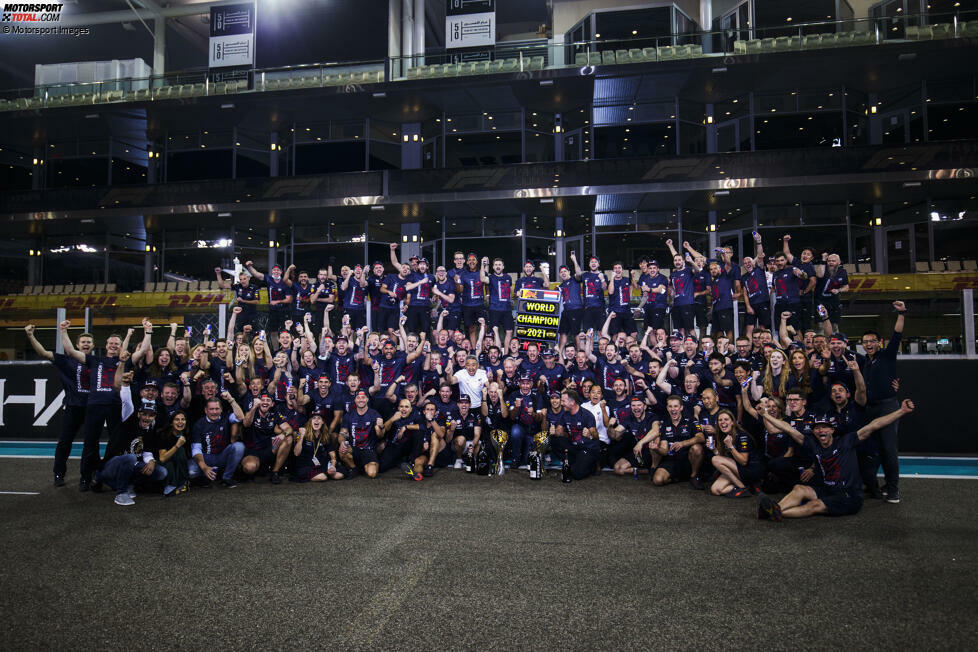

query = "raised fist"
[
  {"left": 783, "top": 234, "right": 791, "bottom": 241},
  {"left": 665, "top": 239, "right": 673, "bottom": 247},
  {"left": 24, "top": 324, "right": 35, "bottom": 335},
  {"left": 233, "top": 306, "right": 242, "bottom": 314},
  {"left": 214, "top": 266, "right": 222, "bottom": 274},
  {"left": 244, "top": 260, "right": 253, "bottom": 268},
  {"left": 893, "top": 300, "right": 906, "bottom": 312},
  {"left": 901, "top": 399, "right": 915, "bottom": 413},
  {"left": 390, "top": 243, "right": 398, "bottom": 251},
  {"left": 477, "top": 317, "right": 485, "bottom": 325}
]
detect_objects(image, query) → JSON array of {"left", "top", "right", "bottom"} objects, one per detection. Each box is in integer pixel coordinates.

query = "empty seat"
[
  {"left": 144, "top": 282, "right": 157, "bottom": 292},
  {"left": 820, "top": 32, "right": 839, "bottom": 47},
  {"left": 774, "top": 36, "right": 791, "bottom": 50},
  {"left": 165, "top": 282, "right": 177, "bottom": 292},
  {"left": 528, "top": 55, "right": 545, "bottom": 69},
  {"left": 733, "top": 40, "right": 747, "bottom": 54},
  {"left": 134, "top": 87, "right": 152, "bottom": 100},
  {"left": 211, "top": 81, "right": 227, "bottom": 94},
  {"left": 105, "top": 284, "right": 116, "bottom": 292},
  {"left": 931, "top": 23, "right": 952, "bottom": 39},
  {"left": 759, "top": 37, "right": 776, "bottom": 51},
  {"left": 298, "top": 75, "right": 320, "bottom": 87},
  {"left": 502, "top": 58, "right": 519, "bottom": 72},
  {"left": 688, "top": 44, "right": 703, "bottom": 57},
  {"left": 588, "top": 52, "right": 602, "bottom": 66},
  {"left": 914, "top": 262, "right": 930, "bottom": 273},
  {"left": 628, "top": 48, "right": 644, "bottom": 62},
  {"left": 962, "top": 259, "right": 977, "bottom": 271},
  {"left": 962, "top": 21, "right": 978, "bottom": 36},
  {"left": 81, "top": 284, "right": 94, "bottom": 293},
  {"left": 407, "top": 66, "right": 422, "bottom": 79},
  {"left": 836, "top": 32, "right": 856, "bottom": 47},
  {"left": 842, "top": 264, "right": 857, "bottom": 274},
  {"left": 422, "top": 65, "right": 439, "bottom": 78},
  {"left": 489, "top": 60, "right": 504, "bottom": 73},
  {"left": 52, "top": 285, "right": 64, "bottom": 294},
  {"left": 856, "top": 263, "right": 872, "bottom": 273},
  {"left": 946, "top": 260, "right": 962, "bottom": 272},
  {"left": 802, "top": 34, "right": 822, "bottom": 48},
  {"left": 472, "top": 61, "right": 489, "bottom": 75},
  {"left": 601, "top": 50, "right": 616, "bottom": 65},
  {"left": 191, "top": 83, "right": 206, "bottom": 96},
  {"left": 105, "top": 89, "right": 123, "bottom": 102},
  {"left": 641, "top": 47, "right": 657, "bottom": 61},
  {"left": 852, "top": 30, "right": 875, "bottom": 45},
  {"left": 930, "top": 261, "right": 946, "bottom": 272},
  {"left": 574, "top": 52, "right": 588, "bottom": 65},
  {"left": 92, "top": 283, "right": 105, "bottom": 292},
  {"left": 787, "top": 35, "right": 803, "bottom": 49},
  {"left": 675, "top": 45, "right": 691, "bottom": 58},
  {"left": 658, "top": 46, "right": 676, "bottom": 60},
  {"left": 746, "top": 39, "right": 762, "bottom": 53},
  {"left": 177, "top": 282, "right": 190, "bottom": 291}
]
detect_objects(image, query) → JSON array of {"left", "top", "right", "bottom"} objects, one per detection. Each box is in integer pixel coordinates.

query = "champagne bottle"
[
  {"left": 529, "top": 451, "right": 540, "bottom": 480},
  {"left": 464, "top": 448, "right": 473, "bottom": 473},
  {"left": 561, "top": 450, "right": 572, "bottom": 483}
]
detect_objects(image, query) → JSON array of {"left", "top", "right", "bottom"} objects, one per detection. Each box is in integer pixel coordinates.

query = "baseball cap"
[
  {"left": 372, "top": 260, "right": 384, "bottom": 267},
  {"left": 648, "top": 259, "right": 659, "bottom": 266},
  {"left": 669, "top": 330, "right": 683, "bottom": 340},
  {"left": 353, "top": 389, "right": 370, "bottom": 399},
  {"left": 813, "top": 412, "right": 838, "bottom": 428},
  {"left": 829, "top": 332, "right": 848, "bottom": 342},
  {"left": 684, "top": 334, "right": 698, "bottom": 344},
  {"left": 558, "top": 265, "right": 570, "bottom": 272},
  {"left": 457, "top": 394, "right": 471, "bottom": 404},
  {"left": 418, "top": 257, "right": 428, "bottom": 264},
  {"left": 589, "top": 255, "right": 600, "bottom": 263},
  {"left": 141, "top": 379, "right": 158, "bottom": 389},
  {"left": 137, "top": 399, "right": 157, "bottom": 414},
  {"left": 519, "top": 373, "right": 534, "bottom": 382},
  {"left": 409, "top": 255, "right": 419, "bottom": 261},
  {"left": 335, "top": 335, "right": 348, "bottom": 342},
  {"left": 541, "top": 349, "right": 555, "bottom": 358}
]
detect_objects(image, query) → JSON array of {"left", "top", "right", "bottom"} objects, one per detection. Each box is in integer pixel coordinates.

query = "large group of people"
[{"left": 26, "top": 233, "right": 913, "bottom": 522}]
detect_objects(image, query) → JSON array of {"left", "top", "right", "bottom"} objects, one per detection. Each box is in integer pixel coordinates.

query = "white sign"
[
  {"left": 209, "top": 34, "right": 255, "bottom": 67},
  {"left": 446, "top": 12, "right": 495, "bottom": 49}
]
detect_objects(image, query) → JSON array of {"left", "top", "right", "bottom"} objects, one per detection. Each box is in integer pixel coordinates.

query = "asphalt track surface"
[{"left": 1, "top": 458, "right": 976, "bottom": 650}]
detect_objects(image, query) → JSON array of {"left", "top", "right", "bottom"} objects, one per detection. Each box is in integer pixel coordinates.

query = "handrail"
[{"left": 0, "top": 9, "right": 974, "bottom": 108}]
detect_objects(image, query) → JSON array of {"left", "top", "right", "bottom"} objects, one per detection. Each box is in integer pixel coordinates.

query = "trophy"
[
  {"left": 490, "top": 429, "right": 509, "bottom": 476},
  {"left": 530, "top": 431, "right": 549, "bottom": 480}
]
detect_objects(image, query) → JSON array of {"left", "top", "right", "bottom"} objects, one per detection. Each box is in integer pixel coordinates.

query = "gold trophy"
[
  {"left": 530, "top": 431, "right": 549, "bottom": 480},
  {"left": 490, "top": 429, "right": 509, "bottom": 476}
]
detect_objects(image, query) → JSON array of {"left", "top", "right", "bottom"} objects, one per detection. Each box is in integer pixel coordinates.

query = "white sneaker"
[
  {"left": 453, "top": 458, "right": 464, "bottom": 470},
  {"left": 114, "top": 493, "right": 135, "bottom": 506},
  {"left": 126, "top": 484, "right": 136, "bottom": 499},
  {"left": 518, "top": 464, "right": 530, "bottom": 471}
]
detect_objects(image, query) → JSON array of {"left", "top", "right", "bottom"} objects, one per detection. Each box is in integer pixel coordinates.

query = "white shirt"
[
  {"left": 582, "top": 401, "right": 610, "bottom": 444},
  {"left": 454, "top": 369, "right": 489, "bottom": 407}
]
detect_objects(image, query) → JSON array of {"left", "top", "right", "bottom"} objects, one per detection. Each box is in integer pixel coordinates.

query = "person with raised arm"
[{"left": 244, "top": 259, "right": 293, "bottom": 334}]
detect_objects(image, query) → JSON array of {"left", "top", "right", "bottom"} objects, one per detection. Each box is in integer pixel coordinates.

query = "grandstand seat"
[
  {"left": 92, "top": 284, "right": 105, "bottom": 292},
  {"left": 472, "top": 61, "right": 489, "bottom": 75},
  {"left": 177, "top": 282, "right": 190, "bottom": 291},
  {"left": 787, "top": 35, "right": 803, "bottom": 49},
  {"left": 688, "top": 44, "right": 703, "bottom": 57},
  {"left": 628, "top": 48, "right": 645, "bottom": 62},
  {"left": 658, "top": 46, "right": 676, "bottom": 60},
  {"left": 852, "top": 30, "right": 875, "bottom": 45},
  {"left": 759, "top": 38, "right": 776, "bottom": 52},
  {"left": 407, "top": 66, "right": 422, "bottom": 79},
  {"left": 857, "top": 263, "right": 872, "bottom": 273},
  {"left": 836, "top": 32, "right": 856, "bottom": 47},
  {"left": 601, "top": 51, "right": 616, "bottom": 65},
  {"left": 502, "top": 58, "right": 519, "bottom": 72},
  {"left": 962, "top": 260, "right": 977, "bottom": 271},
  {"left": 298, "top": 75, "right": 320, "bottom": 88},
  {"left": 81, "top": 284, "right": 94, "bottom": 293},
  {"left": 733, "top": 40, "right": 747, "bottom": 54},
  {"left": 674, "top": 45, "right": 691, "bottom": 58},
  {"left": 211, "top": 82, "right": 227, "bottom": 94},
  {"left": 191, "top": 83, "right": 206, "bottom": 96},
  {"left": 773, "top": 36, "right": 791, "bottom": 50},
  {"left": 587, "top": 52, "right": 602, "bottom": 66},
  {"left": 165, "top": 282, "right": 177, "bottom": 292},
  {"left": 963, "top": 21, "right": 978, "bottom": 37},
  {"left": 842, "top": 264, "right": 857, "bottom": 274},
  {"left": 930, "top": 23, "right": 952, "bottom": 39},
  {"left": 230, "top": 79, "right": 248, "bottom": 92},
  {"left": 802, "top": 34, "right": 822, "bottom": 48},
  {"left": 263, "top": 78, "right": 281, "bottom": 90},
  {"left": 105, "top": 89, "right": 123, "bottom": 102},
  {"left": 930, "top": 261, "right": 946, "bottom": 272},
  {"left": 915, "top": 262, "right": 930, "bottom": 273},
  {"left": 52, "top": 285, "right": 64, "bottom": 294},
  {"left": 946, "top": 260, "right": 962, "bottom": 272},
  {"left": 144, "top": 282, "right": 157, "bottom": 292},
  {"left": 820, "top": 33, "right": 839, "bottom": 47},
  {"left": 745, "top": 39, "right": 762, "bottom": 53},
  {"left": 614, "top": 50, "right": 628, "bottom": 64},
  {"left": 105, "top": 284, "right": 116, "bottom": 292},
  {"left": 574, "top": 52, "right": 588, "bottom": 66}
]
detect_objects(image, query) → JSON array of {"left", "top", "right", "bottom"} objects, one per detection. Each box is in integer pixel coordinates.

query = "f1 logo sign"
[{"left": 0, "top": 379, "right": 63, "bottom": 427}]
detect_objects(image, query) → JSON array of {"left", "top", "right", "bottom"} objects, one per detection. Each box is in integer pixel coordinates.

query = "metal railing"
[{"left": 1, "top": 10, "right": 975, "bottom": 110}]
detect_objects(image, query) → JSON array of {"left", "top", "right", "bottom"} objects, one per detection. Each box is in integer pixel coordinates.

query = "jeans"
[
  {"left": 188, "top": 442, "right": 246, "bottom": 481},
  {"left": 97, "top": 455, "right": 167, "bottom": 492},
  {"left": 508, "top": 423, "right": 530, "bottom": 467},
  {"left": 53, "top": 405, "right": 86, "bottom": 478},
  {"left": 866, "top": 398, "right": 901, "bottom": 492}
]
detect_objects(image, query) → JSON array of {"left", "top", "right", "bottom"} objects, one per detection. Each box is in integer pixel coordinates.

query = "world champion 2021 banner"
[{"left": 514, "top": 288, "right": 561, "bottom": 352}]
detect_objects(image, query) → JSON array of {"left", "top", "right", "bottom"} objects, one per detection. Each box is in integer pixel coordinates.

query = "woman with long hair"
[
  {"left": 758, "top": 349, "right": 789, "bottom": 400},
  {"left": 786, "top": 348, "right": 824, "bottom": 403},
  {"left": 157, "top": 410, "right": 190, "bottom": 495},
  {"left": 146, "top": 346, "right": 179, "bottom": 386},
  {"left": 293, "top": 411, "right": 331, "bottom": 482},
  {"left": 709, "top": 409, "right": 763, "bottom": 498}
]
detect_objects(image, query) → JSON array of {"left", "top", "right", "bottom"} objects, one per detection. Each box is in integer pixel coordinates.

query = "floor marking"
[{"left": 0, "top": 491, "right": 40, "bottom": 495}]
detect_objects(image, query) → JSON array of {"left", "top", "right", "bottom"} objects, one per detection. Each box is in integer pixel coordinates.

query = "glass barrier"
[{"left": 1, "top": 10, "right": 976, "bottom": 110}]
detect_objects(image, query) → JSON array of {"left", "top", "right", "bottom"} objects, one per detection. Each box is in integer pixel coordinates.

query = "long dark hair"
[{"left": 714, "top": 408, "right": 751, "bottom": 457}]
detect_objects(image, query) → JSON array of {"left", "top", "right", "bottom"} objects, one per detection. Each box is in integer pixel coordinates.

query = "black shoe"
[
  {"left": 757, "top": 493, "right": 781, "bottom": 521},
  {"left": 422, "top": 465, "right": 433, "bottom": 478},
  {"left": 867, "top": 486, "right": 884, "bottom": 500},
  {"left": 885, "top": 490, "right": 900, "bottom": 504},
  {"left": 54, "top": 475, "right": 65, "bottom": 488},
  {"left": 689, "top": 475, "right": 704, "bottom": 490},
  {"left": 79, "top": 478, "right": 90, "bottom": 492},
  {"left": 219, "top": 478, "right": 238, "bottom": 489},
  {"left": 90, "top": 478, "right": 104, "bottom": 493},
  {"left": 270, "top": 471, "right": 282, "bottom": 485}
]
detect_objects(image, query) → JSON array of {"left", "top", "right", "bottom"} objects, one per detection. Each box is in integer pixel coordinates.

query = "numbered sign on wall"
[
  {"left": 446, "top": 0, "right": 495, "bottom": 49},
  {"left": 209, "top": 3, "right": 256, "bottom": 68}
]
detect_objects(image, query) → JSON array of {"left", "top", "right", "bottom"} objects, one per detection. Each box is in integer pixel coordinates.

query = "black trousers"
[
  {"left": 569, "top": 447, "right": 598, "bottom": 480},
  {"left": 53, "top": 405, "right": 87, "bottom": 479},
  {"left": 764, "top": 456, "right": 801, "bottom": 493},
  {"left": 81, "top": 402, "right": 121, "bottom": 480}
]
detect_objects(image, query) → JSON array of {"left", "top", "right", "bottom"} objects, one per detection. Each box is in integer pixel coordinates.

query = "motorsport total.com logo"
[{"left": 1, "top": 2, "right": 63, "bottom": 22}]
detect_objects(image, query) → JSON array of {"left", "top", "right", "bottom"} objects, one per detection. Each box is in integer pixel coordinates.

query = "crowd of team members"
[{"left": 26, "top": 233, "right": 913, "bottom": 521}]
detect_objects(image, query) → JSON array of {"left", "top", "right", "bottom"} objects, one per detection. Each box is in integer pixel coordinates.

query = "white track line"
[{"left": 0, "top": 491, "right": 40, "bottom": 495}]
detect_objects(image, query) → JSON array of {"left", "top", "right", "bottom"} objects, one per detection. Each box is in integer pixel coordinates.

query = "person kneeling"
[
  {"left": 556, "top": 389, "right": 600, "bottom": 481},
  {"left": 709, "top": 409, "right": 762, "bottom": 498},
  {"left": 756, "top": 400, "right": 915, "bottom": 521}
]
